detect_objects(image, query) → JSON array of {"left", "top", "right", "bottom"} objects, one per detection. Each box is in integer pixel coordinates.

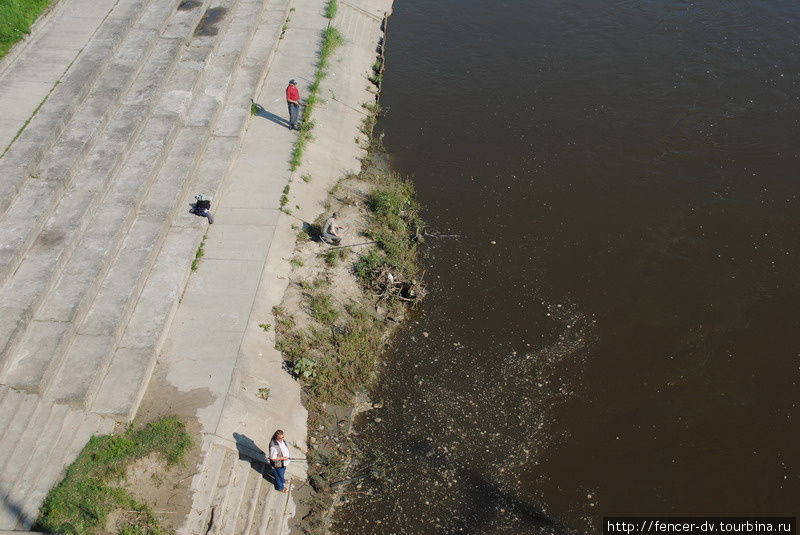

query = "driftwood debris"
[{"left": 373, "top": 267, "right": 426, "bottom": 304}]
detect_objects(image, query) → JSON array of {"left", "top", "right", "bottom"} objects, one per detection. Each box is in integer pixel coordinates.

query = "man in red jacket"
[{"left": 286, "top": 79, "right": 300, "bottom": 130}]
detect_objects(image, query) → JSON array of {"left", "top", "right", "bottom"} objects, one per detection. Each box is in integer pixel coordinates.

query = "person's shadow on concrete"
[
  {"left": 233, "top": 432, "right": 277, "bottom": 488},
  {"left": 250, "top": 100, "right": 291, "bottom": 128}
]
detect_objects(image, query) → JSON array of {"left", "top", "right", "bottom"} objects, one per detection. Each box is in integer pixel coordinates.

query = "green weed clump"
[
  {"left": 369, "top": 57, "right": 383, "bottom": 86},
  {"left": 324, "top": 0, "right": 338, "bottom": 19},
  {"left": 191, "top": 233, "right": 207, "bottom": 271},
  {"left": 322, "top": 247, "right": 348, "bottom": 267},
  {"left": 37, "top": 417, "right": 191, "bottom": 535}
]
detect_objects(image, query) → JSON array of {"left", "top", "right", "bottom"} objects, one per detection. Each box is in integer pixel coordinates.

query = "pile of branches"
[{"left": 373, "top": 266, "right": 426, "bottom": 304}]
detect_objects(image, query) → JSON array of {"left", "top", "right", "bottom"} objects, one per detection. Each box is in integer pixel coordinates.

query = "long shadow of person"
[
  {"left": 251, "top": 100, "right": 291, "bottom": 128},
  {"left": 232, "top": 432, "right": 276, "bottom": 488}
]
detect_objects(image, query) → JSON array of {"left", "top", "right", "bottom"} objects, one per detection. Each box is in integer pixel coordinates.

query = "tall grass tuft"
[{"left": 324, "top": 0, "right": 338, "bottom": 19}]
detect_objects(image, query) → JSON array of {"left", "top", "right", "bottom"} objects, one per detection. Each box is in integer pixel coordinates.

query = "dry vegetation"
[{"left": 276, "top": 138, "right": 425, "bottom": 533}]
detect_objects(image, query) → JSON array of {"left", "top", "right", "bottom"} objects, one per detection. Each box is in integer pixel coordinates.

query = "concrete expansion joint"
[{"left": 205, "top": 255, "right": 265, "bottom": 262}]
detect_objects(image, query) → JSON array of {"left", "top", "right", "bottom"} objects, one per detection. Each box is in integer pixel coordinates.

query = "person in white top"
[{"left": 268, "top": 429, "right": 290, "bottom": 492}]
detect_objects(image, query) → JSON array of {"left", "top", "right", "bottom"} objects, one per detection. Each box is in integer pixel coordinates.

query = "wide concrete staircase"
[{"left": 0, "top": 0, "right": 291, "bottom": 528}]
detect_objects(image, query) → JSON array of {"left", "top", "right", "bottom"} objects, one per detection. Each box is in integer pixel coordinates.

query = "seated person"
[
  {"left": 321, "top": 213, "right": 344, "bottom": 245},
  {"left": 190, "top": 194, "right": 214, "bottom": 224}
]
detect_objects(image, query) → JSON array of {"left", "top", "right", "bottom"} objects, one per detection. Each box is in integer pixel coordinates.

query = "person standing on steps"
[
  {"left": 286, "top": 79, "right": 300, "bottom": 130},
  {"left": 269, "top": 429, "right": 291, "bottom": 492}
]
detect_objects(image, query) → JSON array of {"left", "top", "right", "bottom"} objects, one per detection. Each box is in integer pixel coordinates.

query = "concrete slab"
[
  {"left": 0, "top": 393, "right": 38, "bottom": 473},
  {"left": 2, "top": 319, "right": 70, "bottom": 391},
  {"left": 211, "top": 207, "right": 281, "bottom": 227},
  {"left": 118, "top": 226, "right": 201, "bottom": 351},
  {"left": 90, "top": 346, "right": 153, "bottom": 417},
  {"left": 8, "top": 402, "right": 71, "bottom": 529},
  {"left": 0, "top": 388, "right": 25, "bottom": 438},
  {"left": 0, "top": 180, "right": 61, "bottom": 283},
  {"left": 178, "top": 259, "right": 266, "bottom": 333},
  {"left": 78, "top": 219, "right": 164, "bottom": 338},
  {"left": 0, "top": 307, "right": 28, "bottom": 370},
  {"left": 46, "top": 333, "right": 115, "bottom": 402},
  {"left": 0, "top": 81, "right": 53, "bottom": 121},
  {"left": 35, "top": 202, "right": 131, "bottom": 323},
  {"left": 0, "top": 400, "right": 50, "bottom": 488},
  {"left": 203, "top": 223, "right": 275, "bottom": 261}
]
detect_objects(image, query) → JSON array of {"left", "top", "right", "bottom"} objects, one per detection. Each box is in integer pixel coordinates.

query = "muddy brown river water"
[{"left": 333, "top": 1, "right": 800, "bottom": 533}]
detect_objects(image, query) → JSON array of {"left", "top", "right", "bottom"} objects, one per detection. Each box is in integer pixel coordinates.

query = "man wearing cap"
[{"left": 286, "top": 79, "right": 300, "bottom": 130}]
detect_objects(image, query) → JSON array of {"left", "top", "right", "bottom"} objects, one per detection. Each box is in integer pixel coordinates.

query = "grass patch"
[
  {"left": 290, "top": 25, "right": 344, "bottom": 170},
  {"left": 324, "top": 0, "right": 338, "bottom": 19},
  {"left": 259, "top": 323, "right": 271, "bottom": 332},
  {"left": 301, "top": 173, "right": 312, "bottom": 183},
  {"left": 191, "top": 233, "right": 207, "bottom": 271},
  {"left": 0, "top": 0, "right": 54, "bottom": 59},
  {"left": 290, "top": 256, "right": 304, "bottom": 268},
  {"left": 307, "top": 291, "right": 338, "bottom": 325},
  {"left": 257, "top": 387, "right": 270, "bottom": 400},
  {"left": 354, "top": 172, "right": 422, "bottom": 288},
  {"left": 322, "top": 247, "right": 348, "bottom": 267},
  {"left": 275, "top": 298, "right": 382, "bottom": 404},
  {"left": 36, "top": 417, "right": 191, "bottom": 535}
]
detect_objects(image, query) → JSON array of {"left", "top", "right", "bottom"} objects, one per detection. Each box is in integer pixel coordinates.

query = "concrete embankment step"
[
  {"left": 182, "top": 440, "right": 285, "bottom": 535},
  {"left": 0, "top": 386, "right": 115, "bottom": 530}
]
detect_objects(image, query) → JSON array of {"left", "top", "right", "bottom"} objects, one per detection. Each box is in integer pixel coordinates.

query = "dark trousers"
[
  {"left": 287, "top": 102, "right": 300, "bottom": 128},
  {"left": 191, "top": 207, "right": 214, "bottom": 224},
  {"left": 273, "top": 465, "right": 286, "bottom": 490}
]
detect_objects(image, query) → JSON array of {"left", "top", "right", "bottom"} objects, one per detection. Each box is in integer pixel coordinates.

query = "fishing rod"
[{"left": 325, "top": 240, "right": 379, "bottom": 250}]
